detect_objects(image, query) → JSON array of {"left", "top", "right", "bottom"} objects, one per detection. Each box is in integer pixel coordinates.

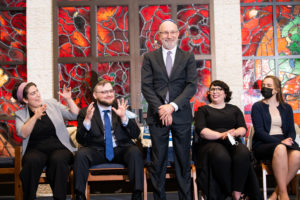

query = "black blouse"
[
  {"left": 28, "top": 108, "right": 57, "bottom": 142},
  {"left": 194, "top": 104, "right": 247, "bottom": 135}
]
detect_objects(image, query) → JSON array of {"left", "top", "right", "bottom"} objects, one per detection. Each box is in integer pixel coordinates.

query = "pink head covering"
[{"left": 17, "top": 82, "right": 28, "bottom": 103}]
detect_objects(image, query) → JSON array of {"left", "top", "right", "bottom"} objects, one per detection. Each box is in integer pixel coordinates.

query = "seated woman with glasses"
[
  {"left": 251, "top": 75, "right": 300, "bottom": 200},
  {"left": 12, "top": 81, "right": 79, "bottom": 200},
  {"left": 193, "top": 80, "right": 261, "bottom": 200}
]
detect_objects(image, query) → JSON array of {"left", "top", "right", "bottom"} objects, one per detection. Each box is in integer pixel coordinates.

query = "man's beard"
[
  {"left": 161, "top": 39, "right": 178, "bottom": 50},
  {"left": 97, "top": 98, "right": 115, "bottom": 107}
]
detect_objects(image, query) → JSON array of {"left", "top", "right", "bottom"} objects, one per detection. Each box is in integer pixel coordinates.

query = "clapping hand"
[
  {"left": 85, "top": 102, "right": 95, "bottom": 121},
  {"left": 112, "top": 98, "right": 128, "bottom": 122},
  {"left": 34, "top": 104, "right": 47, "bottom": 120},
  {"left": 58, "top": 85, "right": 72, "bottom": 100}
]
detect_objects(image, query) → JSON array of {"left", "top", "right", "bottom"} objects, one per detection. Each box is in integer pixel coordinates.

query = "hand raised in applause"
[
  {"left": 58, "top": 85, "right": 72, "bottom": 100},
  {"left": 84, "top": 102, "right": 95, "bottom": 123},
  {"left": 112, "top": 98, "right": 129, "bottom": 123},
  {"left": 33, "top": 104, "right": 47, "bottom": 120}
]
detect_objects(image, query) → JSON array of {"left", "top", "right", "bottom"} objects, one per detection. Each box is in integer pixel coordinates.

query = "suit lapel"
[
  {"left": 93, "top": 105, "right": 104, "bottom": 133},
  {"left": 170, "top": 47, "right": 183, "bottom": 79},
  {"left": 111, "top": 108, "right": 119, "bottom": 132},
  {"left": 156, "top": 48, "right": 169, "bottom": 77}
]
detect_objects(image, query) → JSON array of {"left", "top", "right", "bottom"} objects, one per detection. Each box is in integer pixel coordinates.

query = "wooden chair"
[
  {"left": 248, "top": 125, "right": 300, "bottom": 200},
  {"left": 0, "top": 118, "right": 22, "bottom": 200},
  {"left": 85, "top": 163, "right": 147, "bottom": 200},
  {"left": 84, "top": 126, "right": 147, "bottom": 200}
]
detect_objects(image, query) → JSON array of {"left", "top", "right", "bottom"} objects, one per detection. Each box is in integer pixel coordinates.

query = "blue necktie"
[{"left": 103, "top": 110, "right": 114, "bottom": 161}]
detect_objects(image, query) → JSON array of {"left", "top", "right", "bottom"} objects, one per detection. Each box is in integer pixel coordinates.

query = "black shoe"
[
  {"left": 75, "top": 192, "right": 86, "bottom": 200},
  {"left": 132, "top": 190, "right": 142, "bottom": 200}
]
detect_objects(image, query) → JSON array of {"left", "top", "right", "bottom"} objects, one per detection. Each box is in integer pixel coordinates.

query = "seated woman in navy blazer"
[
  {"left": 194, "top": 80, "right": 260, "bottom": 200},
  {"left": 12, "top": 82, "right": 79, "bottom": 200},
  {"left": 251, "top": 75, "right": 300, "bottom": 200}
]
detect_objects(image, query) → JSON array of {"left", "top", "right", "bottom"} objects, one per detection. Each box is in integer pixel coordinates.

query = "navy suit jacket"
[
  {"left": 76, "top": 102, "right": 140, "bottom": 150},
  {"left": 141, "top": 47, "right": 197, "bottom": 125}
]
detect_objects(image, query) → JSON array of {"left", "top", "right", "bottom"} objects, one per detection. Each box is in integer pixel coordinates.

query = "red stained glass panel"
[
  {"left": 0, "top": 65, "right": 26, "bottom": 143},
  {"left": 0, "top": 65, "right": 26, "bottom": 115},
  {"left": 97, "top": 6, "right": 129, "bottom": 56},
  {"left": 59, "top": 63, "right": 92, "bottom": 108},
  {"left": 58, "top": 7, "right": 91, "bottom": 57},
  {"left": 241, "top": 6, "right": 274, "bottom": 56},
  {"left": 139, "top": 5, "right": 171, "bottom": 55},
  {"left": 0, "top": 0, "right": 26, "bottom": 7},
  {"left": 0, "top": 11, "right": 26, "bottom": 62},
  {"left": 190, "top": 60, "right": 211, "bottom": 112},
  {"left": 177, "top": 4, "right": 210, "bottom": 55},
  {"left": 98, "top": 62, "right": 130, "bottom": 98}
]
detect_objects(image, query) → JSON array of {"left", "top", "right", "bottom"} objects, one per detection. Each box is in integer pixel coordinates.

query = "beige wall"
[{"left": 26, "top": 0, "right": 243, "bottom": 109}]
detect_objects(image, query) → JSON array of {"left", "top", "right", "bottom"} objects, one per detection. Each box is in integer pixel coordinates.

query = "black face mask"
[{"left": 261, "top": 87, "right": 273, "bottom": 99}]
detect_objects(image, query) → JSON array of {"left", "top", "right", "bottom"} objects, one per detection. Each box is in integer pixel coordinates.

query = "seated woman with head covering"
[{"left": 12, "top": 82, "right": 79, "bottom": 200}]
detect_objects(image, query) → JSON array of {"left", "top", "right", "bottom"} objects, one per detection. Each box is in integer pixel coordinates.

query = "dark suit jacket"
[
  {"left": 76, "top": 103, "right": 140, "bottom": 150},
  {"left": 141, "top": 47, "right": 197, "bottom": 125}
]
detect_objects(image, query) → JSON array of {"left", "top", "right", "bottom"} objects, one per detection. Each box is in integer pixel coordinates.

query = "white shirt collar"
[
  {"left": 97, "top": 102, "right": 112, "bottom": 113},
  {"left": 162, "top": 45, "right": 177, "bottom": 55}
]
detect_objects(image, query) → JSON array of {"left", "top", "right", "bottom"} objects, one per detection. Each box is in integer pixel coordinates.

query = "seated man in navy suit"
[{"left": 73, "top": 79, "right": 143, "bottom": 200}]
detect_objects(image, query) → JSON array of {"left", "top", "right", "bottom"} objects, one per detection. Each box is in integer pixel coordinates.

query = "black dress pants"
[
  {"left": 149, "top": 123, "right": 192, "bottom": 200},
  {"left": 74, "top": 145, "right": 144, "bottom": 194},
  {"left": 20, "top": 138, "right": 73, "bottom": 200}
]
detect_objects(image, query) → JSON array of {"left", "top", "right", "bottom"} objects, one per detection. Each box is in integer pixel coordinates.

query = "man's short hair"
[{"left": 93, "top": 79, "right": 112, "bottom": 92}]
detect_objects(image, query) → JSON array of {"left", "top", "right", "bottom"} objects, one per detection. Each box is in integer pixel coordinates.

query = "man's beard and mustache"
[
  {"left": 97, "top": 97, "right": 115, "bottom": 107},
  {"left": 161, "top": 38, "right": 178, "bottom": 49}
]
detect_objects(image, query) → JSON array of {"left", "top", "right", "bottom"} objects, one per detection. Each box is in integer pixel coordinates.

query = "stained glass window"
[
  {"left": 59, "top": 63, "right": 92, "bottom": 108},
  {"left": 0, "top": 0, "right": 26, "bottom": 7},
  {"left": 97, "top": 6, "right": 129, "bottom": 56},
  {"left": 277, "top": 5, "right": 300, "bottom": 55},
  {"left": 241, "top": 0, "right": 300, "bottom": 126},
  {"left": 190, "top": 60, "right": 211, "bottom": 111},
  {"left": 55, "top": 1, "right": 212, "bottom": 115},
  {"left": 0, "top": 65, "right": 26, "bottom": 144},
  {"left": 0, "top": 11, "right": 26, "bottom": 62},
  {"left": 241, "top": 6, "right": 273, "bottom": 56},
  {"left": 98, "top": 62, "right": 130, "bottom": 98},
  {"left": 177, "top": 4, "right": 210, "bottom": 55},
  {"left": 58, "top": 7, "right": 91, "bottom": 57},
  {"left": 139, "top": 5, "right": 171, "bottom": 55}
]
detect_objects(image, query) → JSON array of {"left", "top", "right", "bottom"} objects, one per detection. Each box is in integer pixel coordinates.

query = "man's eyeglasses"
[
  {"left": 209, "top": 87, "right": 223, "bottom": 92},
  {"left": 159, "top": 31, "right": 178, "bottom": 36},
  {"left": 95, "top": 89, "right": 114, "bottom": 95}
]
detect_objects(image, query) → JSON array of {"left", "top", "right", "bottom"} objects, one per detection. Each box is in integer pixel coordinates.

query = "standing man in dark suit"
[
  {"left": 141, "top": 19, "right": 197, "bottom": 200},
  {"left": 73, "top": 80, "right": 143, "bottom": 200}
]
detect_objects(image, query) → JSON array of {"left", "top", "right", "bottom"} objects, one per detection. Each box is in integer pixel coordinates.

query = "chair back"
[
  {"left": 246, "top": 126, "right": 255, "bottom": 151},
  {"left": 295, "top": 123, "right": 300, "bottom": 145}
]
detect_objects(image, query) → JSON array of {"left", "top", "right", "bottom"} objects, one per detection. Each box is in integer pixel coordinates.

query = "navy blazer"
[
  {"left": 141, "top": 47, "right": 197, "bottom": 125},
  {"left": 76, "top": 102, "right": 140, "bottom": 150},
  {"left": 251, "top": 101, "right": 296, "bottom": 150}
]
